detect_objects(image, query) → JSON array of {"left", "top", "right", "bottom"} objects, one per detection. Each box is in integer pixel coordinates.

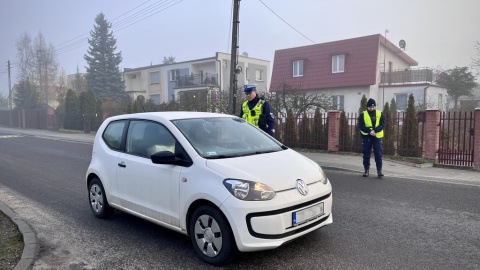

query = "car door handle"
[{"left": 118, "top": 162, "right": 126, "bottom": 168}]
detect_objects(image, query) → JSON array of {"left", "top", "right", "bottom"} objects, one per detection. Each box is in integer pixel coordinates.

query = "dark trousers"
[{"left": 362, "top": 136, "right": 383, "bottom": 171}]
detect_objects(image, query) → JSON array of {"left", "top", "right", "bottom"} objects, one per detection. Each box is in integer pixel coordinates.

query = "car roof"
[{"left": 107, "top": 111, "right": 235, "bottom": 122}]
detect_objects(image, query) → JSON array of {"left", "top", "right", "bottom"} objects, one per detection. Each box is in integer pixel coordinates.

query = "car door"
[{"left": 116, "top": 120, "right": 182, "bottom": 227}]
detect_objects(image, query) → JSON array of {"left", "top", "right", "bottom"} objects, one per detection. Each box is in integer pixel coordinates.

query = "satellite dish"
[
  {"left": 399, "top": 39, "right": 406, "bottom": 50},
  {"left": 241, "top": 52, "right": 248, "bottom": 57}
]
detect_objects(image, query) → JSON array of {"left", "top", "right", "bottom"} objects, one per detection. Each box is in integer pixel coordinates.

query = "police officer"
[
  {"left": 358, "top": 98, "right": 385, "bottom": 177},
  {"left": 240, "top": 84, "right": 275, "bottom": 136}
]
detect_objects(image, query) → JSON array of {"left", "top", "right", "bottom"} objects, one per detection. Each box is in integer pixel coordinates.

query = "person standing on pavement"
[
  {"left": 358, "top": 98, "right": 385, "bottom": 177},
  {"left": 240, "top": 84, "right": 275, "bottom": 136}
]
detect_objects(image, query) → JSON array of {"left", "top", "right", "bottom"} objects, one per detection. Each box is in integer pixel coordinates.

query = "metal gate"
[{"left": 438, "top": 111, "right": 475, "bottom": 166}]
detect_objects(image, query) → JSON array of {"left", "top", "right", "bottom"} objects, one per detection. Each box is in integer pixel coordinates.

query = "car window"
[
  {"left": 126, "top": 120, "right": 176, "bottom": 158},
  {"left": 102, "top": 120, "right": 127, "bottom": 151},
  {"left": 173, "top": 117, "right": 283, "bottom": 158}
]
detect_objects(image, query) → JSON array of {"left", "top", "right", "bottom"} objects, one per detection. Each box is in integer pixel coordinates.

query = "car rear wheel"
[
  {"left": 189, "top": 205, "right": 237, "bottom": 265},
  {"left": 88, "top": 177, "right": 114, "bottom": 219}
]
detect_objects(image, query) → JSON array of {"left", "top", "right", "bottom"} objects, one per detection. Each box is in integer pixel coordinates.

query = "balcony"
[
  {"left": 380, "top": 68, "right": 435, "bottom": 85},
  {"left": 175, "top": 73, "right": 219, "bottom": 89}
]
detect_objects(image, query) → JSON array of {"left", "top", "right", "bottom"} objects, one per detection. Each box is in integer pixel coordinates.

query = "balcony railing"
[
  {"left": 380, "top": 68, "right": 434, "bottom": 85},
  {"left": 175, "top": 73, "right": 219, "bottom": 88}
]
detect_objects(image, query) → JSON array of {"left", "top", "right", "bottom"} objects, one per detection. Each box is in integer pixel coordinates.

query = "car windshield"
[{"left": 172, "top": 117, "right": 284, "bottom": 159}]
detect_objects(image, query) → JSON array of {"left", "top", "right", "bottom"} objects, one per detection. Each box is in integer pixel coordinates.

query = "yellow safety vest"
[
  {"left": 361, "top": 110, "right": 384, "bottom": 138},
  {"left": 242, "top": 99, "right": 264, "bottom": 127}
]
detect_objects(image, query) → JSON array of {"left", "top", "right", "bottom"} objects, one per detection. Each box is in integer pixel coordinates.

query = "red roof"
[{"left": 270, "top": 34, "right": 418, "bottom": 92}]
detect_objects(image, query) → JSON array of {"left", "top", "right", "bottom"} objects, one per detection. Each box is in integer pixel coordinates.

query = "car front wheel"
[
  {"left": 88, "top": 177, "right": 114, "bottom": 219},
  {"left": 189, "top": 205, "right": 237, "bottom": 265}
]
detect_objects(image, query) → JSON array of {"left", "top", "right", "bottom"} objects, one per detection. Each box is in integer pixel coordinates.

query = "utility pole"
[
  {"left": 7, "top": 60, "right": 12, "bottom": 110},
  {"left": 229, "top": 0, "right": 240, "bottom": 115}
]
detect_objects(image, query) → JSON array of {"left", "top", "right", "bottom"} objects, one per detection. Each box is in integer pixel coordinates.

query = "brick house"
[{"left": 270, "top": 34, "right": 447, "bottom": 113}]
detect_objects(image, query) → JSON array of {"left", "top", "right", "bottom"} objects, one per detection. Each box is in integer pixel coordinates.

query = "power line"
[
  {"left": 54, "top": 0, "right": 153, "bottom": 50},
  {"left": 54, "top": 0, "right": 184, "bottom": 56},
  {"left": 257, "top": 0, "right": 315, "bottom": 44}
]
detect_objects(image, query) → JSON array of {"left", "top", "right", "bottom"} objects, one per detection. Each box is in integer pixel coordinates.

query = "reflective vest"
[
  {"left": 361, "top": 110, "right": 384, "bottom": 138},
  {"left": 242, "top": 99, "right": 265, "bottom": 127}
]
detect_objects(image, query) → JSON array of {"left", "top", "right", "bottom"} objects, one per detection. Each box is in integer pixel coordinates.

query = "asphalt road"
[{"left": 0, "top": 132, "right": 479, "bottom": 269}]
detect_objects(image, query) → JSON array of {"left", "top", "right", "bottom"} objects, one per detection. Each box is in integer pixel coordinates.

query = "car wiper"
[
  {"left": 255, "top": 150, "right": 277, "bottom": 154},
  {"left": 206, "top": 154, "right": 239, "bottom": 159}
]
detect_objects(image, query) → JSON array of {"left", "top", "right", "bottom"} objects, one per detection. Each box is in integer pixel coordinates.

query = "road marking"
[{"left": 0, "top": 135, "right": 23, "bottom": 139}]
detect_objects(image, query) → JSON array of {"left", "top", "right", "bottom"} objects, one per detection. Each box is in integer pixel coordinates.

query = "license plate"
[{"left": 292, "top": 203, "right": 324, "bottom": 226}]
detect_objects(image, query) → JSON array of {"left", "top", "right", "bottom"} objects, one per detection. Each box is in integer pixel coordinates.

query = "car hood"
[{"left": 205, "top": 149, "right": 322, "bottom": 191}]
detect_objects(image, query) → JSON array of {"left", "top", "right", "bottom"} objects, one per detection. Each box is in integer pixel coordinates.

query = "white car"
[{"left": 86, "top": 112, "right": 333, "bottom": 265}]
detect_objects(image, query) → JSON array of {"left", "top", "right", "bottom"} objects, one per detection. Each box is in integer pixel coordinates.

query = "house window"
[
  {"left": 332, "top": 54, "right": 345, "bottom": 73},
  {"left": 150, "top": 71, "right": 159, "bottom": 84},
  {"left": 256, "top": 69, "right": 263, "bottom": 81},
  {"left": 245, "top": 67, "right": 249, "bottom": 80},
  {"left": 222, "top": 60, "right": 228, "bottom": 68},
  {"left": 150, "top": 94, "right": 160, "bottom": 104},
  {"left": 169, "top": 70, "right": 180, "bottom": 81},
  {"left": 395, "top": 94, "right": 407, "bottom": 111},
  {"left": 293, "top": 60, "right": 304, "bottom": 77},
  {"left": 132, "top": 75, "right": 136, "bottom": 79},
  {"left": 332, "top": 95, "right": 344, "bottom": 110}
]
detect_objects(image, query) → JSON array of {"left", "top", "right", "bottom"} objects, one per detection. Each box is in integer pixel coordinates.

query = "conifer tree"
[
  {"left": 339, "top": 110, "right": 351, "bottom": 151},
  {"left": 398, "top": 94, "right": 420, "bottom": 157},
  {"left": 311, "top": 107, "right": 325, "bottom": 150},
  {"left": 383, "top": 102, "right": 395, "bottom": 155},
  {"left": 298, "top": 112, "right": 310, "bottom": 147},
  {"left": 14, "top": 79, "right": 40, "bottom": 109},
  {"left": 284, "top": 108, "right": 296, "bottom": 147},
  {"left": 64, "top": 89, "right": 81, "bottom": 130},
  {"left": 84, "top": 12, "right": 125, "bottom": 102}
]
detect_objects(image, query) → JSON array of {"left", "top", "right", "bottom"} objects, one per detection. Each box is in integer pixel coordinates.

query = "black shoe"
[
  {"left": 377, "top": 171, "right": 384, "bottom": 177},
  {"left": 363, "top": 170, "right": 369, "bottom": 177}
]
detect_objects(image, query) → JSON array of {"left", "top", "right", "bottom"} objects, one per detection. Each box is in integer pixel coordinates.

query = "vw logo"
[{"left": 296, "top": 179, "right": 308, "bottom": 196}]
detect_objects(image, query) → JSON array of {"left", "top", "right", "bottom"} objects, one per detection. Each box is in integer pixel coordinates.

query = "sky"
[{"left": 1, "top": 0, "right": 479, "bottom": 98}]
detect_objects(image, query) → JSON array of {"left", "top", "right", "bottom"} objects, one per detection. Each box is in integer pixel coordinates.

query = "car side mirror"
[{"left": 151, "top": 151, "right": 192, "bottom": 167}]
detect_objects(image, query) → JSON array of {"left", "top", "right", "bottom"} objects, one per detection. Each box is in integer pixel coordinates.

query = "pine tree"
[
  {"left": 390, "top": 98, "right": 397, "bottom": 114},
  {"left": 298, "top": 112, "right": 310, "bottom": 147},
  {"left": 84, "top": 12, "right": 125, "bottom": 102},
  {"left": 311, "top": 107, "right": 325, "bottom": 150},
  {"left": 339, "top": 110, "right": 351, "bottom": 151},
  {"left": 14, "top": 79, "right": 40, "bottom": 109},
  {"left": 64, "top": 89, "right": 81, "bottom": 130},
  {"left": 284, "top": 108, "right": 296, "bottom": 147},
  {"left": 398, "top": 94, "right": 420, "bottom": 157},
  {"left": 383, "top": 102, "right": 395, "bottom": 155}
]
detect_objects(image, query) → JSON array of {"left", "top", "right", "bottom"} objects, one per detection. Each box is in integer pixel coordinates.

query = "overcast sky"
[{"left": 1, "top": 0, "right": 479, "bottom": 97}]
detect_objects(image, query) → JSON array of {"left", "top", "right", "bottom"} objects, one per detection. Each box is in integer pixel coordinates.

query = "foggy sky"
[{"left": 1, "top": 0, "right": 479, "bottom": 97}]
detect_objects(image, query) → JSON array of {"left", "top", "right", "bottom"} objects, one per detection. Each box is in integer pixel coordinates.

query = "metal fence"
[
  {"left": 276, "top": 111, "right": 425, "bottom": 157},
  {"left": 438, "top": 111, "right": 475, "bottom": 166}
]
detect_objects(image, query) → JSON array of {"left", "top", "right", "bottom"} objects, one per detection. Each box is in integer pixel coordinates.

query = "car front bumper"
[{"left": 220, "top": 181, "right": 333, "bottom": 252}]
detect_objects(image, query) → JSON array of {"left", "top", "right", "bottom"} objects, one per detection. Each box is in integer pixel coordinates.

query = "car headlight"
[
  {"left": 320, "top": 168, "right": 329, "bottom": 185},
  {"left": 223, "top": 179, "right": 275, "bottom": 201}
]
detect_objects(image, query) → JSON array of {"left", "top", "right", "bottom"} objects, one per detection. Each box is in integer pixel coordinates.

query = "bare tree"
[
  {"left": 16, "top": 32, "right": 58, "bottom": 107},
  {"left": 269, "top": 83, "right": 331, "bottom": 118}
]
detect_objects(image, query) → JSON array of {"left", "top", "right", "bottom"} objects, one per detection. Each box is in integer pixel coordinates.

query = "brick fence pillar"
[
  {"left": 424, "top": 109, "right": 440, "bottom": 160},
  {"left": 473, "top": 108, "right": 480, "bottom": 170},
  {"left": 327, "top": 110, "right": 340, "bottom": 152}
]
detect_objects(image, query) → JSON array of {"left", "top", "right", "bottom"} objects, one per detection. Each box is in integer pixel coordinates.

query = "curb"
[{"left": 0, "top": 200, "right": 37, "bottom": 270}]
